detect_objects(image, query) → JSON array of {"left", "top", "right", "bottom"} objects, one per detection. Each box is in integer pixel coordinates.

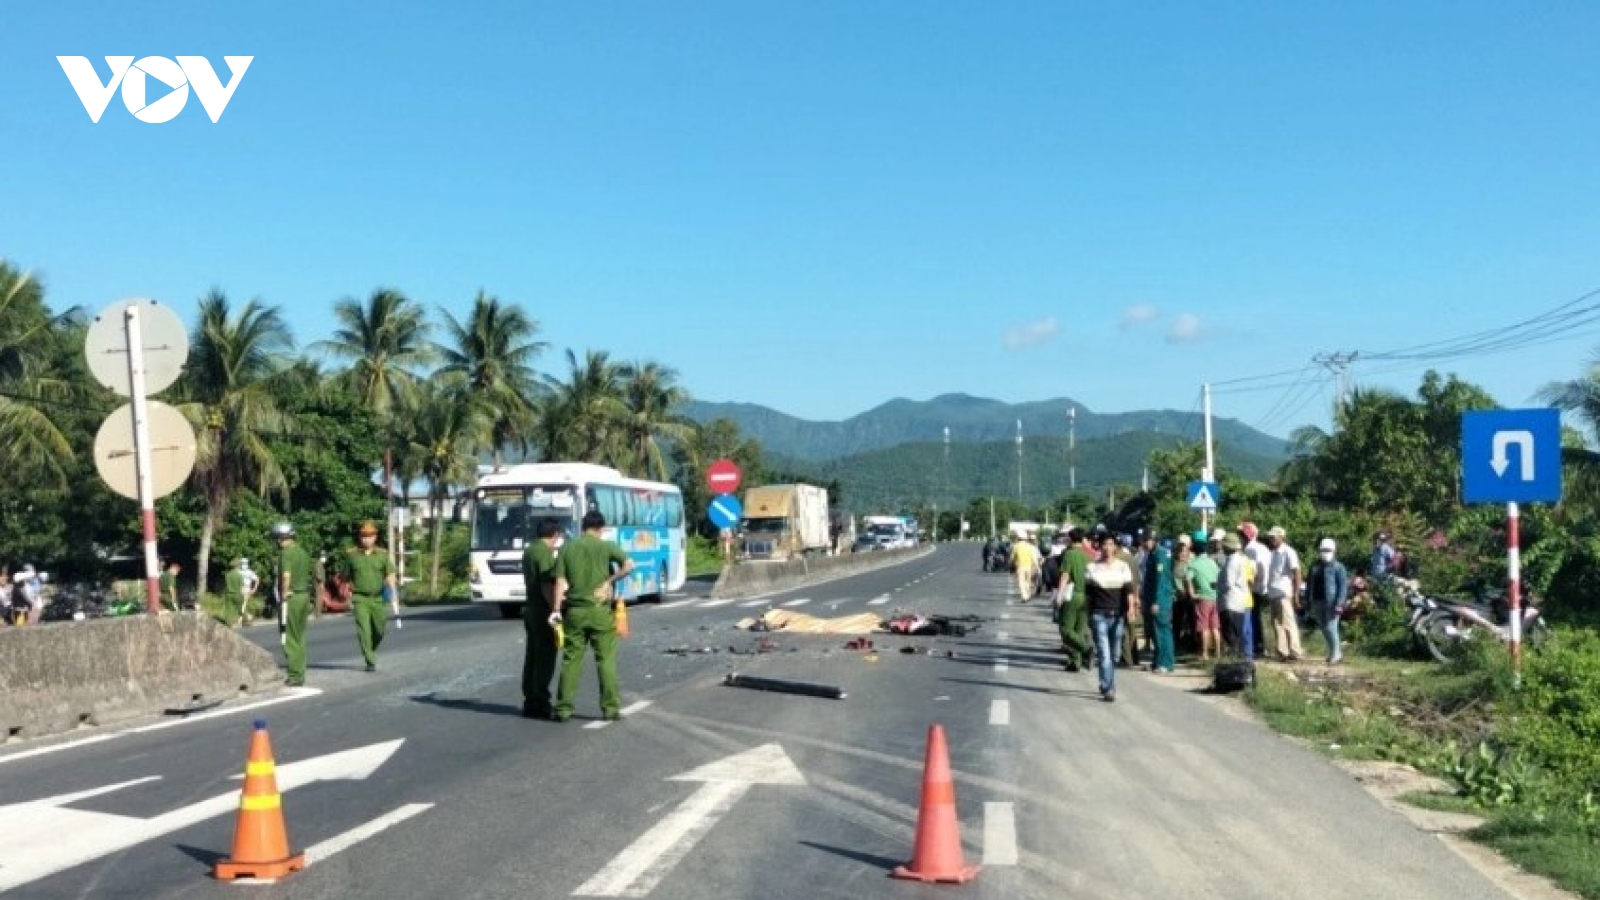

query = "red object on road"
[{"left": 706, "top": 458, "right": 742, "bottom": 495}]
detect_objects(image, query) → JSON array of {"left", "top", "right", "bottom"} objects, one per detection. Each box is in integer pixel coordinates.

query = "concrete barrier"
[
  {"left": 0, "top": 613, "right": 282, "bottom": 743},
  {"left": 710, "top": 546, "right": 931, "bottom": 600}
]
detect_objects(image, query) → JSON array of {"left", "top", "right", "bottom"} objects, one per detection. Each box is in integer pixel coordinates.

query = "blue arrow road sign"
[
  {"left": 708, "top": 494, "right": 743, "bottom": 530},
  {"left": 1186, "top": 480, "right": 1221, "bottom": 511},
  {"left": 1461, "top": 408, "right": 1562, "bottom": 504}
]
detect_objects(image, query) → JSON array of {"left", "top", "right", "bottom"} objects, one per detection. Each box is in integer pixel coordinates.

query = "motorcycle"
[{"left": 1393, "top": 577, "right": 1550, "bottom": 663}]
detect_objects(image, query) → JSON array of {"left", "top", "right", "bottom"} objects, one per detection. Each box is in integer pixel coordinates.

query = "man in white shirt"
[
  {"left": 1265, "top": 526, "right": 1304, "bottom": 660},
  {"left": 1220, "top": 534, "right": 1253, "bottom": 661}
]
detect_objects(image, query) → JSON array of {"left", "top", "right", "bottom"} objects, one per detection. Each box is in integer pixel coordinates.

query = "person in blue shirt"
[
  {"left": 1370, "top": 532, "right": 1395, "bottom": 578},
  {"left": 1310, "top": 538, "right": 1351, "bottom": 665}
]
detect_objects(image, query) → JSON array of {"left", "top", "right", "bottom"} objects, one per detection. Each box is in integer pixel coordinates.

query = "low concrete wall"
[
  {"left": 0, "top": 613, "right": 282, "bottom": 742},
  {"left": 710, "top": 546, "right": 929, "bottom": 600}
]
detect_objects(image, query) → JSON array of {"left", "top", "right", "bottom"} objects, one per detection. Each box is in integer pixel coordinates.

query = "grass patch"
[
  {"left": 1475, "top": 813, "right": 1600, "bottom": 899},
  {"left": 401, "top": 581, "right": 471, "bottom": 606},
  {"left": 1397, "top": 790, "right": 1484, "bottom": 816},
  {"left": 687, "top": 535, "right": 726, "bottom": 578},
  {"left": 1247, "top": 669, "right": 1420, "bottom": 762}
]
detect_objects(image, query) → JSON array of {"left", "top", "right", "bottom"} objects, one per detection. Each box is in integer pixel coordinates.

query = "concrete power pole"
[
  {"left": 1202, "top": 382, "right": 1215, "bottom": 532},
  {"left": 1068, "top": 405, "right": 1076, "bottom": 492},
  {"left": 1015, "top": 419, "right": 1023, "bottom": 502}
]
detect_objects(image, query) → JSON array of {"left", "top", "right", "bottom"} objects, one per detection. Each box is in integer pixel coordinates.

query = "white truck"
[
  {"left": 739, "top": 484, "right": 831, "bottom": 560},
  {"left": 862, "top": 515, "right": 915, "bottom": 550}
]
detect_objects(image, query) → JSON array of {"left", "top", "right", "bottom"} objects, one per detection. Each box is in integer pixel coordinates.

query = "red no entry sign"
[{"left": 706, "top": 458, "right": 742, "bottom": 495}]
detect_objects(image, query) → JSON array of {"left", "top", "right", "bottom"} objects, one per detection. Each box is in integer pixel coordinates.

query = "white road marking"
[
  {"left": 0, "top": 687, "right": 323, "bottom": 767},
  {"left": 997, "top": 631, "right": 1010, "bottom": 641},
  {"left": 698, "top": 598, "right": 740, "bottom": 608},
  {"left": 738, "top": 598, "right": 769, "bottom": 608},
  {"left": 573, "top": 744, "right": 804, "bottom": 897},
  {"left": 656, "top": 599, "right": 696, "bottom": 609},
  {"left": 867, "top": 596, "right": 891, "bottom": 606},
  {"left": 584, "top": 700, "right": 653, "bottom": 730},
  {"left": 306, "top": 803, "right": 434, "bottom": 864},
  {"left": 989, "top": 699, "right": 1010, "bottom": 726},
  {"left": 1001, "top": 613, "right": 1011, "bottom": 620},
  {"left": 781, "top": 598, "right": 812, "bottom": 607},
  {"left": 994, "top": 659, "right": 1009, "bottom": 673},
  {"left": 983, "top": 801, "right": 1018, "bottom": 865}
]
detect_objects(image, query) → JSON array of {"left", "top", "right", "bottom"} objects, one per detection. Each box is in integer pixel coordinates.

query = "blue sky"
[{"left": 6, "top": 2, "right": 1600, "bottom": 440}]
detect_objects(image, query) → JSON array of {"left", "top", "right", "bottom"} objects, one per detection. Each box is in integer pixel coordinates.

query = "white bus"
[{"left": 467, "top": 462, "right": 686, "bottom": 618}]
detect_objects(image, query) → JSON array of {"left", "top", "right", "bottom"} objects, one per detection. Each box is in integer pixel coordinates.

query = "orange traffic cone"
[
  {"left": 214, "top": 720, "right": 306, "bottom": 882},
  {"left": 892, "top": 724, "right": 981, "bottom": 884}
]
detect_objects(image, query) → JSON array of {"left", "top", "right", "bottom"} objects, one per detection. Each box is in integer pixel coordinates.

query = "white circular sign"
[
  {"left": 93, "top": 401, "right": 198, "bottom": 501},
  {"left": 84, "top": 299, "right": 189, "bottom": 397}
]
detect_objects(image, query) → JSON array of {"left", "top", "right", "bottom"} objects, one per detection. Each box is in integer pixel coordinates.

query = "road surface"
[{"left": 0, "top": 545, "right": 1521, "bottom": 899}]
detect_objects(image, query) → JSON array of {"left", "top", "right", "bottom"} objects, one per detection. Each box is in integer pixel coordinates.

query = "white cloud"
[
  {"left": 1166, "top": 313, "right": 1206, "bottom": 344},
  {"left": 1119, "top": 303, "right": 1159, "bottom": 329},
  {"left": 1003, "top": 317, "right": 1060, "bottom": 350}
]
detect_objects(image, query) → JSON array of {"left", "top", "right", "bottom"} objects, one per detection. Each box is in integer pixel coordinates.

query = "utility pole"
[
  {"left": 1011, "top": 416, "right": 1024, "bottom": 499},
  {"left": 942, "top": 426, "right": 950, "bottom": 543},
  {"left": 1202, "top": 382, "right": 1215, "bottom": 532},
  {"left": 1314, "top": 351, "right": 1359, "bottom": 413},
  {"left": 1068, "top": 405, "right": 1076, "bottom": 492},
  {"left": 1141, "top": 465, "right": 1149, "bottom": 494}
]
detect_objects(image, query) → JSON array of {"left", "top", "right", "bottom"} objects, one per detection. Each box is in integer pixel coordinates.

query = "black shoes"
[{"left": 364, "top": 663, "right": 377, "bottom": 673}]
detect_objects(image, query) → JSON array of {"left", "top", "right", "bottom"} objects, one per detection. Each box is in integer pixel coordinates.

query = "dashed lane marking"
[
  {"left": 584, "top": 700, "right": 653, "bottom": 730},
  {"left": 867, "top": 596, "right": 891, "bottom": 606},
  {"left": 780, "top": 598, "right": 812, "bottom": 607},
  {"left": 983, "top": 802, "right": 1018, "bottom": 865},
  {"left": 994, "top": 659, "right": 1009, "bottom": 674},
  {"left": 989, "top": 699, "right": 1010, "bottom": 726}
]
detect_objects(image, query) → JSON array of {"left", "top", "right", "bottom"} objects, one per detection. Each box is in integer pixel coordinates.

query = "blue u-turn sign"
[{"left": 1461, "top": 408, "right": 1562, "bottom": 504}]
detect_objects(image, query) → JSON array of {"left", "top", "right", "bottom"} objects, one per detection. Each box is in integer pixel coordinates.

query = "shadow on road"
[
  {"left": 173, "top": 844, "right": 226, "bottom": 869},
  {"left": 408, "top": 692, "right": 522, "bottom": 718},
  {"left": 940, "top": 676, "right": 1103, "bottom": 701},
  {"left": 798, "top": 841, "right": 902, "bottom": 872}
]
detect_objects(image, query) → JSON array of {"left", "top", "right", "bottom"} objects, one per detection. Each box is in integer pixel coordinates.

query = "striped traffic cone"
[
  {"left": 891, "top": 724, "right": 981, "bottom": 883},
  {"left": 214, "top": 720, "right": 306, "bottom": 882}
]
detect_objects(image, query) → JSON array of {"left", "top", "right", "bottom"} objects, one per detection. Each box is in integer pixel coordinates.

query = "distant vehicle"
[
  {"left": 851, "top": 534, "right": 881, "bottom": 554},
  {"left": 739, "top": 484, "right": 831, "bottom": 561},
  {"left": 467, "top": 462, "right": 686, "bottom": 618},
  {"left": 862, "top": 515, "right": 915, "bottom": 549},
  {"left": 830, "top": 509, "right": 857, "bottom": 554}
]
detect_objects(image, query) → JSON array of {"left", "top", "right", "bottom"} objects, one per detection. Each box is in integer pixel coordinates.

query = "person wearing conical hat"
[{"left": 338, "top": 520, "right": 396, "bottom": 673}]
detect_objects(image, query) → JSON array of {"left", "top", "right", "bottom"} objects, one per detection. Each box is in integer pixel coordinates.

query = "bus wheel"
[{"left": 497, "top": 603, "right": 523, "bottom": 619}]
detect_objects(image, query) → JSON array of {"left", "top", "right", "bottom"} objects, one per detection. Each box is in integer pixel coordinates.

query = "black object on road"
[
  {"left": 724, "top": 673, "right": 847, "bottom": 700},
  {"left": 1211, "top": 661, "right": 1255, "bottom": 693}
]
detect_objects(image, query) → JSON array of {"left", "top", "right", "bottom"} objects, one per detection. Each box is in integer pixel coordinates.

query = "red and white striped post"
[
  {"left": 1507, "top": 501, "right": 1522, "bottom": 688},
  {"left": 124, "top": 305, "right": 163, "bottom": 615}
]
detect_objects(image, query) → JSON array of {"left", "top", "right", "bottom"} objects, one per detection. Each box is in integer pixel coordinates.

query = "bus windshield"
[{"left": 471, "top": 485, "right": 577, "bottom": 552}]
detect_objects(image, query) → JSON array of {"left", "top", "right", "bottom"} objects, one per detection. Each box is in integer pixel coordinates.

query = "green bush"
[
  {"left": 1503, "top": 627, "right": 1600, "bottom": 798},
  {"left": 686, "top": 535, "right": 724, "bottom": 577}
]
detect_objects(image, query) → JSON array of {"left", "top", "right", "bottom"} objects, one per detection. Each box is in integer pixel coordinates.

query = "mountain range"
[
  {"left": 684, "top": 393, "right": 1286, "bottom": 462},
  {"left": 682, "top": 394, "right": 1288, "bottom": 511}
]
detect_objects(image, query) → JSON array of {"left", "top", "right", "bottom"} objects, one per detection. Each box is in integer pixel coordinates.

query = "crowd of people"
[{"left": 985, "top": 523, "right": 1379, "bottom": 702}]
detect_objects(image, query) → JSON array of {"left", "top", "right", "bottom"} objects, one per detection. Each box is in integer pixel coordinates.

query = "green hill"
[{"left": 685, "top": 393, "right": 1285, "bottom": 462}]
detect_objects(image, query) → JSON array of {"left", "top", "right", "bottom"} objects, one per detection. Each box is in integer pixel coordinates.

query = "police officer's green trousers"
[
  {"left": 283, "top": 595, "right": 312, "bottom": 684},
  {"left": 352, "top": 595, "right": 386, "bottom": 666},
  {"left": 1153, "top": 600, "right": 1176, "bottom": 672},
  {"left": 522, "top": 602, "right": 558, "bottom": 714},
  {"left": 219, "top": 593, "right": 244, "bottom": 627},
  {"left": 555, "top": 603, "right": 620, "bottom": 718},
  {"left": 1058, "top": 598, "right": 1091, "bottom": 668}
]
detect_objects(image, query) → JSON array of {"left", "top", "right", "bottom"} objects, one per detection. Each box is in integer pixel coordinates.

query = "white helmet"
[{"left": 271, "top": 522, "right": 295, "bottom": 539}]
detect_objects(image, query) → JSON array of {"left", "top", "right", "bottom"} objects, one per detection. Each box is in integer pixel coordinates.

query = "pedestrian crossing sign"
[{"left": 1187, "top": 480, "right": 1220, "bottom": 511}]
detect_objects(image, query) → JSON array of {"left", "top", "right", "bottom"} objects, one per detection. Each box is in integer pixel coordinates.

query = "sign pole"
[
  {"left": 123, "top": 306, "right": 163, "bottom": 615},
  {"left": 1507, "top": 501, "right": 1522, "bottom": 689}
]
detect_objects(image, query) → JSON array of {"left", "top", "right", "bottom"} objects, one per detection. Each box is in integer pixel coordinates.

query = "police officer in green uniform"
[
  {"left": 274, "top": 522, "right": 314, "bottom": 686},
  {"left": 340, "top": 520, "right": 396, "bottom": 673},
  {"left": 221, "top": 557, "right": 247, "bottom": 626},
  {"left": 158, "top": 560, "right": 181, "bottom": 612},
  {"left": 551, "top": 511, "right": 634, "bottom": 722},
  {"left": 521, "top": 519, "right": 564, "bottom": 720}
]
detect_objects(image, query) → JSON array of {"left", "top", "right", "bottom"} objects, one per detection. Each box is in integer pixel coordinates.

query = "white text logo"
[{"left": 57, "top": 56, "right": 253, "bottom": 123}]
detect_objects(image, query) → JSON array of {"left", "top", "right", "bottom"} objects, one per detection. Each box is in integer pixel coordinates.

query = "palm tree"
[
  {"left": 538, "top": 349, "right": 628, "bottom": 465},
  {"left": 617, "top": 360, "right": 697, "bottom": 481},
  {"left": 177, "top": 291, "right": 294, "bottom": 591},
  {"left": 0, "top": 263, "right": 81, "bottom": 488},
  {"left": 409, "top": 378, "right": 486, "bottom": 594},
  {"left": 436, "top": 291, "right": 545, "bottom": 468},
  {"left": 312, "top": 289, "right": 433, "bottom": 416},
  {"left": 1539, "top": 359, "right": 1600, "bottom": 508}
]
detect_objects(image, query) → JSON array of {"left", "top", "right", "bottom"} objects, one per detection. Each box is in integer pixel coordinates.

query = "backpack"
[{"left": 1041, "top": 554, "right": 1062, "bottom": 591}]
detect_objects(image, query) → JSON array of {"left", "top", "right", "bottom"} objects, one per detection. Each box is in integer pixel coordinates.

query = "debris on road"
[
  {"left": 843, "top": 638, "right": 875, "bottom": 651},
  {"left": 663, "top": 646, "right": 719, "bottom": 656},
  {"left": 884, "top": 612, "right": 984, "bottom": 637},
  {"left": 723, "top": 673, "right": 847, "bottom": 700}
]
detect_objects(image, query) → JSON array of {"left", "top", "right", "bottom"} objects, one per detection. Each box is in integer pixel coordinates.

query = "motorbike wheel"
[{"left": 1417, "top": 612, "right": 1458, "bottom": 664}]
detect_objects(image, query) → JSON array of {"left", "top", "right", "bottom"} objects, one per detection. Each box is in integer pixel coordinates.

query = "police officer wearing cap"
[
  {"left": 339, "top": 520, "right": 397, "bottom": 673},
  {"left": 273, "top": 522, "right": 314, "bottom": 686}
]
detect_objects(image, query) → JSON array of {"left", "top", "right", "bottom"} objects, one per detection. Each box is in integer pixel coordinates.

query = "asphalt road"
[{"left": 0, "top": 545, "right": 1523, "bottom": 899}]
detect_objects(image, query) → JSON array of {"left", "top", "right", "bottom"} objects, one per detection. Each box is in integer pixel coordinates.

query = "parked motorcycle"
[{"left": 1393, "top": 577, "right": 1550, "bottom": 663}]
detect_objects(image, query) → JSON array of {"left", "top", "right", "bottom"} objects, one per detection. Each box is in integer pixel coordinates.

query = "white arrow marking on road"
[
  {"left": 1491, "top": 429, "right": 1536, "bottom": 480},
  {"left": 573, "top": 744, "right": 805, "bottom": 898},
  {"left": 0, "top": 739, "right": 404, "bottom": 892}
]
